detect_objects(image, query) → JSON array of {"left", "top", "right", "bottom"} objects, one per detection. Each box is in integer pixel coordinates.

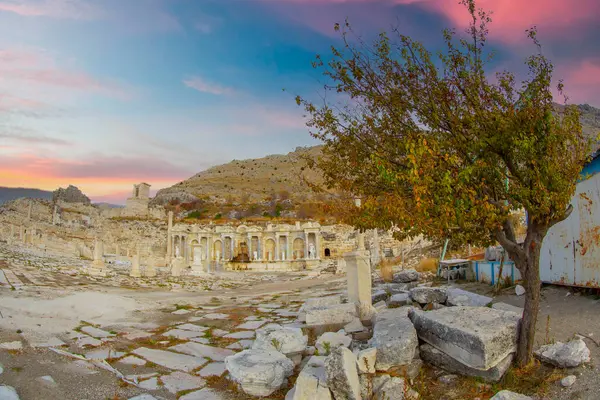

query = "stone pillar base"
[{"left": 344, "top": 250, "right": 372, "bottom": 319}]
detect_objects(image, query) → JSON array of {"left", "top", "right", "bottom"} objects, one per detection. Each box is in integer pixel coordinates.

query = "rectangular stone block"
[
  {"left": 446, "top": 288, "right": 492, "bottom": 307},
  {"left": 305, "top": 303, "right": 357, "bottom": 327},
  {"left": 409, "top": 307, "right": 520, "bottom": 370},
  {"left": 420, "top": 343, "right": 513, "bottom": 382},
  {"left": 491, "top": 302, "right": 524, "bottom": 316},
  {"left": 368, "top": 314, "right": 418, "bottom": 371}
]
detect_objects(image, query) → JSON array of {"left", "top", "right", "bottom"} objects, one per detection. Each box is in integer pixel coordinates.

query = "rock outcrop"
[{"left": 52, "top": 185, "right": 90, "bottom": 204}]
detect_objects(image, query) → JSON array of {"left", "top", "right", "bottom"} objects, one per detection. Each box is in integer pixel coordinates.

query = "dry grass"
[
  {"left": 412, "top": 361, "right": 562, "bottom": 400},
  {"left": 380, "top": 264, "right": 394, "bottom": 282},
  {"left": 415, "top": 258, "right": 438, "bottom": 273}
]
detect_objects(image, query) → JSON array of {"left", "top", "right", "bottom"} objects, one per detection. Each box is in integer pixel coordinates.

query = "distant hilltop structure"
[{"left": 52, "top": 185, "right": 90, "bottom": 205}]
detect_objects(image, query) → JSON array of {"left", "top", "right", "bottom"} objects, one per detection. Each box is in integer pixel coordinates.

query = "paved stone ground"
[{"left": 0, "top": 242, "right": 345, "bottom": 400}]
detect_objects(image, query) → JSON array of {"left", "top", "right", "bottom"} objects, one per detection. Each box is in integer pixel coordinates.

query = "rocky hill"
[
  {"left": 152, "top": 146, "right": 327, "bottom": 215},
  {"left": 0, "top": 187, "right": 53, "bottom": 205}
]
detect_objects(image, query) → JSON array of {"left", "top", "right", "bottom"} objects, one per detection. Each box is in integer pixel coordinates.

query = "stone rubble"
[
  {"left": 325, "top": 347, "right": 362, "bottom": 400},
  {"left": 534, "top": 338, "right": 591, "bottom": 368},
  {"left": 316, "top": 332, "right": 352, "bottom": 355}
]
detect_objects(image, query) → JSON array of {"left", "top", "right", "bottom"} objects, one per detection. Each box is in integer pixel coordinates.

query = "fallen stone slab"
[
  {"left": 176, "top": 323, "right": 209, "bottom": 332},
  {"left": 169, "top": 342, "right": 235, "bottom": 362},
  {"left": 224, "top": 330, "right": 255, "bottom": 339},
  {"left": 373, "top": 376, "right": 405, "bottom": 400},
  {"left": 491, "top": 302, "right": 524, "bottom": 315},
  {"left": 409, "top": 287, "right": 448, "bottom": 304},
  {"left": 76, "top": 336, "right": 103, "bottom": 348},
  {"left": 162, "top": 329, "right": 206, "bottom": 340},
  {"left": 369, "top": 314, "right": 418, "bottom": 371},
  {"left": 490, "top": 390, "right": 532, "bottom": 400},
  {"left": 161, "top": 371, "right": 206, "bottom": 394},
  {"left": 202, "top": 313, "right": 229, "bottom": 320},
  {"left": 253, "top": 324, "right": 307, "bottom": 357},
  {"left": 393, "top": 269, "right": 420, "bottom": 283},
  {"left": 0, "top": 385, "right": 20, "bottom": 400},
  {"left": 325, "top": 347, "right": 361, "bottom": 400},
  {"left": 534, "top": 338, "right": 590, "bottom": 368},
  {"left": 344, "top": 318, "right": 365, "bottom": 334},
  {"left": 356, "top": 348, "right": 377, "bottom": 374},
  {"left": 179, "top": 388, "right": 224, "bottom": 400},
  {"left": 305, "top": 303, "right": 357, "bottom": 327},
  {"left": 119, "top": 356, "right": 147, "bottom": 366},
  {"left": 300, "top": 296, "right": 342, "bottom": 312},
  {"left": 377, "top": 282, "right": 414, "bottom": 294},
  {"left": 316, "top": 332, "right": 351, "bottom": 355},
  {"left": 29, "top": 337, "right": 66, "bottom": 348},
  {"left": 190, "top": 337, "right": 210, "bottom": 344},
  {"left": 410, "top": 307, "right": 520, "bottom": 370},
  {"left": 372, "top": 290, "right": 389, "bottom": 304},
  {"left": 446, "top": 288, "right": 492, "bottom": 307},
  {"left": 138, "top": 377, "right": 160, "bottom": 390},
  {"left": 85, "top": 348, "right": 126, "bottom": 360},
  {"left": 373, "top": 307, "right": 412, "bottom": 325},
  {"left": 0, "top": 341, "right": 23, "bottom": 350},
  {"left": 236, "top": 320, "right": 267, "bottom": 330},
  {"left": 80, "top": 326, "right": 115, "bottom": 339},
  {"left": 132, "top": 347, "right": 207, "bottom": 372},
  {"left": 289, "top": 356, "right": 331, "bottom": 400},
  {"left": 420, "top": 343, "right": 512, "bottom": 382},
  {"left": 198, "top": 362, "right": 226, "bottom": 377},
  {"left": 387, "top": 293, "right": 412, "bottom": 308},
  {"left": 225, "top": 349, "right": 295, "bottom": 397}
]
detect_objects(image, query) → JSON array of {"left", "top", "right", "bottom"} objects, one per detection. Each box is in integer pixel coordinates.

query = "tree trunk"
[
  {"left": 500, "top": 223, "right": 545, "bottom": 367},
  {"left": 515, "top": 247, "right": 541, "bottom": 366}
]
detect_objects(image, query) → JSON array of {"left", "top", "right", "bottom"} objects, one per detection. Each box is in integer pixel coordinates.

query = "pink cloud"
[
  {"left": 557, "top": 59, "right": 600, "bottom": 105},
  {"left": 0, "top": 48, "right": 132, "bottom": 100},
  {"left": 264, "top": 0, "right": 600, "bottom": 44},
  {"left": 183, "top": 76, "right": 236, "bottom": 96},
  {"left": 0, "top": 0, "right": 100, "bottom": 19}
]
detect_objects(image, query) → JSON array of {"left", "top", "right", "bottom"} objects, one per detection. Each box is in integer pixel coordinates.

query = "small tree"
[{"left": 297, "top": 0, "right": 591, "bottom": 365}]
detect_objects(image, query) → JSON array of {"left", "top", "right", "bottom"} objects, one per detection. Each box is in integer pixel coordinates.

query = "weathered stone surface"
[
  {"left": 224, "top": 331, "right": 255, "bottom": 339},
  {"left": 198, "top": 362, "right": 226, "bottom": 378},
  {"left": 85, "top": 348, "right": 126, "bottom": 360},
  {"left": 372, "top": 290, "right": 389, "bottom": 304},
  {"left": 236, "top": 320, "right": 267, "bottom": 330},
  {"left": 373, "top": 376, "right": 405, "bottom": 400},
  {"left": 359, "top": 374, "right": 372, "bottom": 400},
  {"left": 80, "top": 326, "right": 115, "bottom": 339},
  {"left": 176, "top": 323, "right": 209, "bottom": 332},
  {"left": 0, "top": 362, "right": 3, "bottom": 375},
  {"left": 344, "top": 318, "right": 365, "bottom": 334},
  {"left": 420, "top": 343, "right": 512, "bottom": 382},
  {"left": 118, "top": 356, "right": 147, "bottom": 366},
  {"left": 52, "top": 185, "right": 90, "bottom": 204},
  {"left": 446, "top": 288, "right": 492, "bottom": 307},
  {"left": 169, "top": 342, "right": 235, "bottom": 362},
  {"left": 290, "top": 356, "right": 331, "bottom": 400},
  {"left": 325, "top": 347, "right": 361, "bottom": 400},
  {"left": 369, "top": 315, "right": 418, "bottom": 371},
  {"left": 179, "top": 388, "right": 224, "bottom": 400},
  {"left": 316, "top": 332, "right": 351, "bottom": 355},
  {"left": 305, "top": 303, "right": 357, "bottom": 327},
  {"left": 515, "top": 285, "right": 526, "bottom": 296},
  {"left": 225, "top": 349, "right": 294, "bottom": 397},
  {"left": 490, "top": 390, "right": 532, "bottom": 400},
  {"left": 387, "top": 358, "right": 422, "bottom": 380},
  {"left": 161, "top": 371, "right": 206, "bottom": 394},
  {"left": 394, "top": 269, "right": 420, "bottom": 283},
  {"left": 534, "top": 338, "right": 590, "bottom": 368},
  {"left": 387, "top": 293, "right": 412, "bottom": 308},
  {"left": 356, "top": 348, "right": 377, "bottom": 374},
  {"left": 300, "top": 296, "right": 342, "bottom": 312},
  {"left": 410, "top": 307, "right": 520, "bottom": 370},
  {"left": 409, "top": 287, "right": 448, "bottom": 304},
  {"left": 377, "top": 283, "right": 413, "bottom": 294},
  {"left": 561, "top": 375, "right": 576, "bottom": 387},
  {"left": 132, "top": 347, "right": 207, "bottom": 372},
  {"left": 0, "top": 341, "right": 22, "bottom": 350},
  {"left": 252, "top": 324, "right": 307, "bottom": 356},
  {"left": 0, "top": 385, "right": 19, "bottom": 400},
  {"left": 491, "top": 302, "right": 524, "bottom": 315}
]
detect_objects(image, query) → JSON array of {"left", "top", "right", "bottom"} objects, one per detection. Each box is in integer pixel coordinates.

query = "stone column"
[
  {"left": 27, "top": 199, "right": 32, "bottom": 221},
  {"left": 344, "top": 250, "right": 374, "bottom": 320},
  {"left": 275, "top": 234, "right": 280, "bottom": 261},
  {"left": 52, "top": 204, "right": 59, "bottom": 225},
  {"left": 166, "top": 211, "right": 173, "bottom": 259},
  {"left": 90, "top": 238, "right": 107, "bottom": 277},
  {"left": 130, "top": 245, "right": 141, "bottom": 278},
  {"left": 286, "top": 235, "right": 292, "bottom": 261},
  {"left": 371, "top": 228, "right": 381, "bottom": 266},
  {"left": 247, "top": 234, "right": 252, "bottom": 260},
  {"left": 315, "top": 232, "right": 321, "bottom": 259}
]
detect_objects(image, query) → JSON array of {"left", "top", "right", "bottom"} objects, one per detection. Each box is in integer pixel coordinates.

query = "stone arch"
[
  {"left": 190, "top": 239, "right": 199, "bottom": 262},
  {"left": 200, "top": 237, "right": 208, "bottom": 260},
  {"left": 265, "top": 238, "right": 276, "bottom": 261},
  {"left": 224, "top": 236, "right": 233, "bottom": 260},
  {"left": 174, "top": 236, "right": 181, "bottom": 257},
  {"left": 293, "top": 237, "right": 305, "bottom": 260},
  {"left": 324, "top": 248, "right": 331, "bottom": 257}
]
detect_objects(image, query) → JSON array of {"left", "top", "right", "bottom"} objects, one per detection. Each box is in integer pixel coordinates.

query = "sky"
[{"left": 1, "top": 0, "right": 599, "bottom": 203}]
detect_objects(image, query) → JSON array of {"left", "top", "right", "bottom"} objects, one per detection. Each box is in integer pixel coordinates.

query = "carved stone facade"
[{"left": 169, "top": 221, "right": 323, "bottom": 273}]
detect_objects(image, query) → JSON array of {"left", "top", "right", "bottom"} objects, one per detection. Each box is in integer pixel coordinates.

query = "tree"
[{"left": 296, "top": 0, "right": 591, "bottom": 366}]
